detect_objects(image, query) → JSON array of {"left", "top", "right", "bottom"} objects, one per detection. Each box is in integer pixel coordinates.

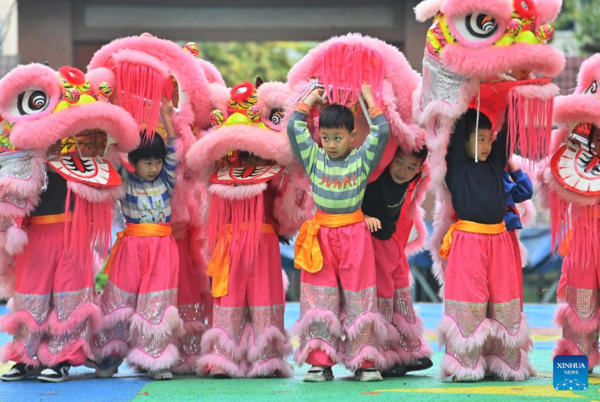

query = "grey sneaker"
[
  {"left": 150, "top": 370, "right": 173, "bottom": 380},
  {"left": 1, "top": 363, "right": 43, "bottom": 381},
  {"left": 303, "top": 365, "right": 334, "bottom": 382},
  {"left": 353, "top": 367, "right": 383, "bottom": 382},
  {"left": 95, "top": 356, "right": 123, "bottom": 378}
]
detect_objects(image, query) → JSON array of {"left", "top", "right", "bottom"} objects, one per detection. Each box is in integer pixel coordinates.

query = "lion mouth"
[{"left": 211, "top": 150, "right": 284, "bottom": 185}]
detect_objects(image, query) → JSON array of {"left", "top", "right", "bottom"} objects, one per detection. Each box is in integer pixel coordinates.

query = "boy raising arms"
[
  {"left": 362, "top": 147, "right": 433, "bottom": 377},
  {"left": 288, "top": 85, "right": 389, "bottom": 382}
]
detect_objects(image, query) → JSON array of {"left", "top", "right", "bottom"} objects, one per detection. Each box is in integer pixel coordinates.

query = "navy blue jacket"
[{"left": 504, "top": 169, "right": 533, "bottom": 231}]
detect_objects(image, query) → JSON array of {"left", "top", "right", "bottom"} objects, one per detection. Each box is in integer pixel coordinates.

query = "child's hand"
[
  {"left": 365, "top": 216, "right": 382, "bottom": 232},
  {"left": 304, "top": 88, "right": 325, "bottom": 108},
  {"left": 161, "top": 96, "right": 174, "bottom": 120},
  {"left": 361, "top": 84, "right": 375, "bottom": 105},
  {"left": 507, "top": 158, "right": 519, "bottom": 172}
]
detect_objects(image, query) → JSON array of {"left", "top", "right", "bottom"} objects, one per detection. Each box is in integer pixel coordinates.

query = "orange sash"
[
  {"left": 208, "top": 223, "right": 275, "bottom": 298},
  {"left": 29, "top": 213, "right": 72, "bottom": 225},
  {"left": 294, "top": 209, "right": 364, "bottom": 273},
  {"left": 103, "top": 223, "right": 172, "bottom": 275},
  {"left": 439, "top": 220, "right": 506, "bottom": 259}
]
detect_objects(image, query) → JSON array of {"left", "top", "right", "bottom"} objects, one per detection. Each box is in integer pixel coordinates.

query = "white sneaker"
[
  {"left": 150, "top": 370, "right": 173, "bottom": 380},
  {"left": 38, "top": 363, "right": 70, "bottom": 383},
  {"left": 353, "top": 368, "right": 383, "bottom": 382},
  {"left": 303, "top": 365, "right": 334, "bottom": 382},
  {"left": 1, "top": 363, "right": 43, "bottom": 381}
]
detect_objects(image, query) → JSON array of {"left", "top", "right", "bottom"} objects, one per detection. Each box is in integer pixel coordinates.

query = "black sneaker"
[
  {"left": 95, "top": 356, "right": 123, "bottom": 378},
  {"left": 405, "top": 357, "right": 433, "bottom": 373},
  {"left": 1, "top": 363, "right": 43, "bottom": 381},
  {"left": 382, "top": 364, "right": 408, "bottom": 378},
  {"left": 353, "top": 367, "right": 383, "bottom": 382},
  {"left": 38, "top": 362, "right": 70, "bottom": 383}
]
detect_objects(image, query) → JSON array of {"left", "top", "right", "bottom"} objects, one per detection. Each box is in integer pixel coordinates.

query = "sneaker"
[
  {"left": 1, "top": 363, "right": 43, "bottom": 381},
  {"left": 95, "top": 356, "right": 123, "bottom": 378},
  {"left": 353, "top": 367, "right": 383, "bottom": 382},
  {"left": 38, "top": 363, "right": 70, "bottom": 383},
  {"left": 405, "top": 357, "right": 433, "bottom": 373},
  {"left": 303, "top": 365, "right": 334, "bottom": 382},
  {"left": 209, "top": 366, "right": 231, "bottom": 379},
  {"left": 150, "top": 370, "right": 173, "bottom": 380},
  {"left": 381, "top": 364, "right": 408, "bottom": 378}
]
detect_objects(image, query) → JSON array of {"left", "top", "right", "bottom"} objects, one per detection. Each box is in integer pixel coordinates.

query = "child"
[
  {"left": 362, "top": 146, "right": 433, "bottom": 377},
  {"left": 289, "top": 84, "right": 390, "bottom": 382},
  {"left": 504, "top": 157, "right": 533, "bottom": 308},
  {"left": 439, "top": 103, "right": 534, "bottom": 381},
  {"left": 92, "top": 97, "right": 182, "bottom": 380}
]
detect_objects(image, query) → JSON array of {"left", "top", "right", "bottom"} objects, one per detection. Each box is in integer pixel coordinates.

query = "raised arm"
[
  {"left": 446, "top": 113, "right": 468, "bottom": 167},
  {"left": 358, "top": 84, "right": 390, "bottom": 175},
  {"left": 160, "top": 97, "right": 178, "bottom": 188},
  {"left": 508, "top": 161, "right": 533, "bottom": 203},
  {"left": 286, "top": 88, "right": 322, "bottom": 172}
]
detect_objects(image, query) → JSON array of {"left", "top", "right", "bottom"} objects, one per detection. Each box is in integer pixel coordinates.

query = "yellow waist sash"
[
  {"left": 208, "top": 223, "right": 276, "bottom": 298},
  {"left": 439, "top": 220, "right": 506, "bottom": 259},
  {"left": 294, "top": 209, "right": 364, "bottom": 273},
  {"left": 104, "top": 223, "right": 172, "bottom": 275},
  {"left": 30, "top": 213, "right": 72, "bottom": 225}
]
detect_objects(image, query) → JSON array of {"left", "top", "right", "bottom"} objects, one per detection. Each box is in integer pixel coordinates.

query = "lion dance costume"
[
  {"left": 537, "top": 54, "right": 600, "bottom": 368},
  {"left": 0, "top": 64, "right": 138, "bottom": 375},
  {"left": 187, "top": 79, "right": 313, "bottom": 378},
  {"left": 415, "top": 0, "right": 564, "bottom": 381}
]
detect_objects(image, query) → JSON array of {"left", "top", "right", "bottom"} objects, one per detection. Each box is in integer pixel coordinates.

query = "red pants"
[
  {"left": 440, "top": 229, "right": 534, "bottom": 381},
  {"left": 197, "top": 232, "right": 292, "bottom": 378},
  {"left": 293, "top": 221, "right": 387, "bottom": 371},
  {"left": 93, "top": 234, "right": 181, "bottom": 372},
  {"left": 0, "top": 222, "right": 99, "bottom": 368},
  {"left": 553, "top": 237, "right": 600, "bottom": 368},
  {"left": 372, "top": 237, "right": 432, "bottom": 370}
]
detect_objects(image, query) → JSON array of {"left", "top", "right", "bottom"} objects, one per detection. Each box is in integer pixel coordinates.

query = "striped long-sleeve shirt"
[
  {"left": 287, "top": 110, "right": 390, "bottom": 214},
  {"left": 119, "top": 136, "right": 177, "bottom": 224}
]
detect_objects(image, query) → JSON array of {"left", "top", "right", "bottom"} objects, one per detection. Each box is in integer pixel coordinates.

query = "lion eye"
[{"left": 16, "top": 90, "right": 49, "bottom": 115}]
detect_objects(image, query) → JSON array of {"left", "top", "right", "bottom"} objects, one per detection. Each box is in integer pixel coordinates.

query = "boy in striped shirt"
[
  {"left": 93, "top": 97, "right": 182, "bottom": 380},
  {"left": 288, "top": 84, "right": 390, "bottom": 382}
]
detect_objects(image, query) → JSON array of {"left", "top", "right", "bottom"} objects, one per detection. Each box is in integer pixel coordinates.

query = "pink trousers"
[
  {"left": 172, "top": 235, "right": 212, "bottom": 374},
  {"left": 0, "top": 222, "right": 100, "bottom": 368},
  {"left": 553, "top": 235, "right": 600, "bottom": 368},
  {"left": 293, "top": 221, "right": 387, "bottom": 371},
  {"left": 372, "top": 237, "right": 432, "bottom": 371},
  {"left": 196, "top": 232, "right": 292, "bottom": 378},
  {"left": 440, "top": 229, "right": 535, "bottom": 381},
  {"left": 93, "top": 234, "right": 182, "bottom": 372}
]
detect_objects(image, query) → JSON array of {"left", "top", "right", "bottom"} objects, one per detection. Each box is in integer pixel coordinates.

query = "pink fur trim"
[
  {"left": 553, "top": 95, "right": 600, "bottom": 127},
  {"left": 440, "top": 352, "right": 486, "bottom": 381},
  {"left": 247, "top": 326, "right": 293, "bottom": 362},
  {"left": 553, "top": 338, "right": 600, "bottom": 366},
  {"left": 195, "top": 59, "right": 225, "bottom": 86},
  {"left": 3, "top": 227, "right": 28, "bottom": 256},
  {"left": 68, "top": 182, "right": 124, "bottom": 204},
  {"left": 513, "top": 82, "right": 560, "bottom": 100},
  {"left": 200, "top": 326, "right": 251, "bottom": 362},
  {"left": 554, "top": 302, "right": 600, "bottom": 334},
  {"left": 393, "top": 337, "right": 434, "bottom": 367},
  {"left": 485, "top": 351, "right": 536, "bottom": 381},
  {"left": 208, "top": 183, "right": 267, "bottom": 200},
  {"left": 129, "top": 305, "right": 183, "bottom": 339},
  {"left": 1, "top": 342, "right": 40, "bottom": 367},
  {"left": 86, "top": 67, "right": 116, "bottom": 93},
  {"left": 0, "top": 308, "right": 47, "bottom": 334},
  {"left": 575, "top": 54, "right": 600, "bottom": 94},
  {"left": 195, "top": 353, "right": 247, "bottom": 378},
  {"left": 92, "top": 338, "right": 129, "bottom": 359},
  {"left": 112, "top": 49, "right": 169, "bottom": 79},
  {"left": 441, "top": 0, "right": 512, "bottom": 21},
  {"left": 99, "top": 306, "right": 135, "bottom": 330},
  {"left": 127, "top": 342, "right": 180, "bottom": 372},
  {"left": 519, "top": 199, "right": 537, "bottom": 229},
  {"left": 344, "top": 344, "right": 387, "bottom": 371},
  {"left": 207, "top": 82, "right": 231, "bottom": 117},
  {"left": 293, "top": 338, "right": 341, "bottom": 366},
  {"left": 345, "top": 312, "right": 388, "bottom": 344},
  {"left": 247, "top": 357, "right": 294, "bottom": 378},
  {"left": 393, "top": 312, "right": 426, "bottom": 340},
  {"left": 291, "top": 308, "right": 343, "bottom": 339},
  {"left": 272, "top": 172, "right": 314, "bottom": 238},
  {"left": 438, "top": 315, "right": 491, "bottom": 353},
  {"left": 37, "top": 338, "right": 92, "bottom": 368},
  {"left": 10, "top": 101, "right": 139, "bottom": 153},
  {"left": 488, "top": 314, "right": 532, "bottom": 350},
  {"left": 46, "top": 303, "right": 102, "bottom": 336},
  {"left": 441, "top": 43, "right": 565, "bottom": 78},
  {"left": 414, "top": 0, "right": 444, "bottom": 21}
]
